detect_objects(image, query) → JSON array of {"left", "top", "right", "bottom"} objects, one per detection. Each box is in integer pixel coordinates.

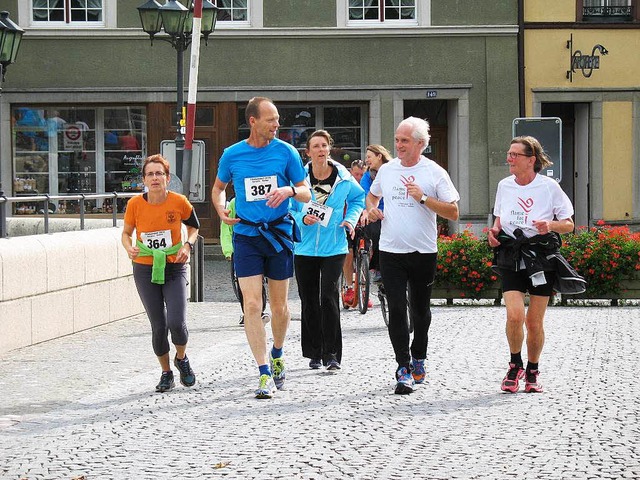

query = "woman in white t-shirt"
[{"left": 488, "top": 136, "right": 575, "bottom": 395}]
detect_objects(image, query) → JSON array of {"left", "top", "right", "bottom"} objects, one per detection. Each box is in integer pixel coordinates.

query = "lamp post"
[
  {"left": 137, "top": 0, "right": 217, "bottom": 184},
  {"left": 0, "top": 10, "right": 24, "bottom": 238}
]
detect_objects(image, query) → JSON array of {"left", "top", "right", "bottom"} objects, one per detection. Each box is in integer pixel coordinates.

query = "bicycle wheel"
[
  {"left": 378, "top": 284, "right": 389, "bottom": 327},
  {"left": 230, "top": 255, "right": 241, "bottom": 303},
  {"left": 356, "top": 250, "right": 370, "bottom": 314},
  {"left": 407, "top": 286, "right": 414, "bottom": 334},
  {"left": 339, "top": 271, "right": 350, "bottom": 309}
]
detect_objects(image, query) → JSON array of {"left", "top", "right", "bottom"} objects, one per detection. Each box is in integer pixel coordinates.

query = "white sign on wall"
[{"left": 63, "top": 123, "right": 84, "bottom": 151}]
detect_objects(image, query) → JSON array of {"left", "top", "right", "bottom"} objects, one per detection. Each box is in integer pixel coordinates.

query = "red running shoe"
[
  {"left": 524, "top": 369, "right": 543, "bottom": 393},
  {"left": 342, "top": 287, "right": 356, "bottom": 307},
  {"left": 501, "top": 363, "right": 524, "bottom": 393}
]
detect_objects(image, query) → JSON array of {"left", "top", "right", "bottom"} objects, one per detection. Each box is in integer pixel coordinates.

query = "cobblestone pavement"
[{"left": 1, "top": 260, "right": 639, "bottom": 479}]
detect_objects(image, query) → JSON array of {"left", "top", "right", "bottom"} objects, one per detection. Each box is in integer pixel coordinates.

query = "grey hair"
[{"left": 398, "top": 116, "right": 431, "bottom": 146}]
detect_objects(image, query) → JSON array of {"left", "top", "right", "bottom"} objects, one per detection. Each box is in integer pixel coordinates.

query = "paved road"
[{"left": 1, "top": 260, "right": 639, "bottom": 479}]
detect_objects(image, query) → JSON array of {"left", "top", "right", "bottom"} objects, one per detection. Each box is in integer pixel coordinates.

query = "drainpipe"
[{"left": 517, "top": 0, "right": 526, "bottom": 117}]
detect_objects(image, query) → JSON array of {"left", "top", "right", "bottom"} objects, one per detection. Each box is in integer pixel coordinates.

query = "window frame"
[
  {"left": 214, "top": 0, "right": 262, "bottom": 29},
  {"left": 22, "top": 1, "right": 115, "bottom": 29},
  {"left": 577, "top": 0, "right": 639, "bottom": 22},
  {"left": 337, "top": 0, "right": 429, "bottom": 28}
]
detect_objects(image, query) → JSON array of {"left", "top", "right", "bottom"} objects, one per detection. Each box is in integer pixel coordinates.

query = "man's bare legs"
[
  {"left": 238, "top": 275, "right": 269, "bottom": 365},
  {"left": 268, "top": 278, "right": 291, "bottom": 350}
]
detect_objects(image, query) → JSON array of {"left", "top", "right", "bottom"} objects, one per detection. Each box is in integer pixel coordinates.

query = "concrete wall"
[{"left": 0, "top": 227, "right": 144, "bottom": 354}]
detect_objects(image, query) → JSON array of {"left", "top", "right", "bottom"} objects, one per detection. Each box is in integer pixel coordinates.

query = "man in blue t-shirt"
[{"left": 212, "top": 97, "right": 311, "bottom": 399}]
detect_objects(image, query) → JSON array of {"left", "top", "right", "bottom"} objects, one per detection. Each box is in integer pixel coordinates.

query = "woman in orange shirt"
[{"left": 121, "top": 154, "right": 200, "bottom": 392}]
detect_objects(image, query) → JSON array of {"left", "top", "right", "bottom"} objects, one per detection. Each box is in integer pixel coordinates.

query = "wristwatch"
[
  {"left": 420, "top": 195, "right": 428, "bottom": 205},
  {"left": 185, "top": 241, "right": 195, "bottom": 252}
]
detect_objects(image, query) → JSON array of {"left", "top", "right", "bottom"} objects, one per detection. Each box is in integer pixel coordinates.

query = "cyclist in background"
[
  {"left": 360, "top": 145, "right": 392, "bottom": 283},
  {"left": 342, "top": 159, "right": 370, "bottom": 308}
]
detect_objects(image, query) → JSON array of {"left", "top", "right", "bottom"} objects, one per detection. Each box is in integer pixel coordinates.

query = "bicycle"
[
  {"left": 377, "top": 283, "right": 414, "bottom": 334},
  {"left": 340, "top": 225, "right": 371, "bottom": 314}
]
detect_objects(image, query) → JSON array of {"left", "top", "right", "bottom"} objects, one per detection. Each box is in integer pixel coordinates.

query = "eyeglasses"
[
  {"left": 506, "top": 152, "right": 530, "bottom": 159},
  {"left": 145, "top": 171, "right": 166, "bottom": 177}
]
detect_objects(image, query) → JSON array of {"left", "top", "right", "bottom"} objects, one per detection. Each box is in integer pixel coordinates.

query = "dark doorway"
[
  {"left": 541, "top": 102, "right": 590, "bottom": 227},
  {"left": 404, "top": 100, "right": 449, "bottom": 170}
]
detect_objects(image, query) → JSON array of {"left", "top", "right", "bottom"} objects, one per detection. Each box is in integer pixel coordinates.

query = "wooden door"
[
  {"left": 149, "top": 102, "right": 238, "bottom": 241},
  {"left": 426, "top": 125, "right": 448, "bottom": 170}
]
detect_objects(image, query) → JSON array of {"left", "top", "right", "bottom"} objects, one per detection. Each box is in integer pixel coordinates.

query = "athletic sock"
[
  {"left": 271, "top": 346, "right": 283, "bottom": 359},
  {"left": 526, "top": 361, "right": 539, "bottom": 373},
  {"left": 258, "top": 364, "right": 271, "bottom": 377},
  {"left": 510, "top": 352, "right": 523, "bottom": 367}
]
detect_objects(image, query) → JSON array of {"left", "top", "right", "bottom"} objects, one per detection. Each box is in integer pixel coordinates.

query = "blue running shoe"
[
  {"left": 174, "top": 355, "right": 196, "bottom": 387},
  {"left": 395, "top": 367, "right": 415, "bottom": 395},
  {"left": 270, "top": 355, "right": 286, "bottom": 390},
  {"left": 411, "top": 358, "right": 426, "bottom": 384},
  {"left": 155, "top": 371, "right": 175, "bottom": 393},
  {"left": 255, "top": 374, "right": 276, "bottom": 399}
]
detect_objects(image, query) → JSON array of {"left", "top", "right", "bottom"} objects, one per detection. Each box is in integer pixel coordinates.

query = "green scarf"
[{"left": 136, "top": 239, "right": 183, "bottom": 284}]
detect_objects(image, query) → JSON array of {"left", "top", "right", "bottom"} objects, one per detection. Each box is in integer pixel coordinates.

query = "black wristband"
[{"left": 290, "top": 186, "right": 296, "bottom": 198}]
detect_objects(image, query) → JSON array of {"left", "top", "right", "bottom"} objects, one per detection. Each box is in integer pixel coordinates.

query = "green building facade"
[{"left": 0, "top": 0, "right": 519, "bottom": 240}]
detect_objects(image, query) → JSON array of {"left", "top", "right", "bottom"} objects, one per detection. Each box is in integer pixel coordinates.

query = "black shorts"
[{"left": 500, "top": 269, "right": 556, "bottom": 297}]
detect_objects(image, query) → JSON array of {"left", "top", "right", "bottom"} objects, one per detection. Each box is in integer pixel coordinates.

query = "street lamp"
[
  {"left": 0, "top": 10, "right": 24, "bottom": 238},
  {"left": 137, "top": 0, "right": 217, "bottom": 182}
]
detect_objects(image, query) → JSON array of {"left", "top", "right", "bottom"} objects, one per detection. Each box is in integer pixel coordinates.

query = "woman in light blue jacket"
[{"left": 291, "top": 130, "right": 365, "bottom": 371}]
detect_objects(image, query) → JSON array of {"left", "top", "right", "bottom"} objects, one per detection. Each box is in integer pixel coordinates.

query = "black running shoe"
[
  {"left": 309, "top": 358, "right": 322, "bottom": 369},
  {"left": 327, "top": 354, "right": 341, "bottom": 371},
  {"left": 156, "top": 371, "right": 175, "bottom": 392},
  {"left": 174, "top": 355, "right": 196, "bottom": 387}
]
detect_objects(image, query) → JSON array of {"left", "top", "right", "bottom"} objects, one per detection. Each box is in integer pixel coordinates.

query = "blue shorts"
[{"left": 233, "top": 233, "right": 293, "bottom": 280}]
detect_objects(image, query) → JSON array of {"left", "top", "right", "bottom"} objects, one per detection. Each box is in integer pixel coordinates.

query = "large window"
[
  {"left": 31, "top": 0, "right": 103, "bottom": 25},
  {"left": 238, "top": 104, "right": 367, "bottom": 168},
  {"left": 12, "top": 106, "right": 146, "bottom": 213},
  {"left": 348, "top": 0, "right": 417, "bottom": 23}
]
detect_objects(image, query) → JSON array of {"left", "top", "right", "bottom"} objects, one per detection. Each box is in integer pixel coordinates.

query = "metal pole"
[
  {"left": 190, "top": 234, "right": 204, "bottom": 302},
  {"left": 175, "top": 39, "right": 185, "bottom": 180},
  {"left": 0, "top": 63, "right": 5, "bottom": 238}
]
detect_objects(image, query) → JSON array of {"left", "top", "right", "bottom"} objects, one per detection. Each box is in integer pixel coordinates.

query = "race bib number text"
[
  {"left": 140, "top": 230, "right": 172, "bottom": 250},
  {"left": 303, "top": 201, "right": 333, "bottom": 227},
  {"left": 244, "top": 176, "right": 278, "bottom": 202}
]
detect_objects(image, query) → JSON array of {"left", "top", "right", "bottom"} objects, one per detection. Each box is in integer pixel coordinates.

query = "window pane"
[
  {"left": 400, "top": 7, "right": 414, "bottom": 19},
  {"left": 15, "top": 154, "right": 49, "bottom": 177},
  {"left": 324, "top": 106, "right": 360, "bottom": 126},
  {"left": 104, "top": 107, "right": 146, "bottom": 194},
  {"left": 71, "top": 10, "right": 87, "bottom": 21},
  {"left": 87, "top": 9, "right": 102, "bottom": 21},
  {"left": 364, "top": 7, "right": 379, "bottom": 19},
  {"left": 233, "top": 9, "right": 247, "bottom": 21},
  {"left": 49, "top": 8, "right": 65, "bottom": 21},
  {"left": 195, "top": 107, "right": 215, "bottom": 126},
  {"left": 385, "top": 7, "right": 400, "bottom": 19}
]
